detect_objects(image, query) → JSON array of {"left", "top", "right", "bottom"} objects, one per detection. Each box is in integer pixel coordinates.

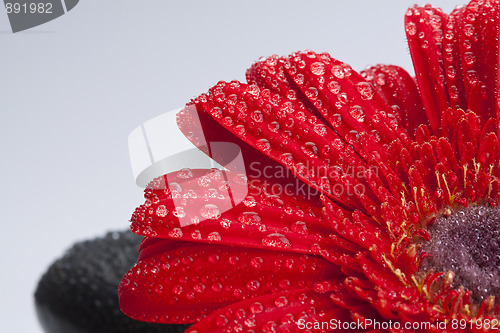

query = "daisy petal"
[
  {"left": 131, "top": 170, "right": 349, "bottom": 255},
  {"left": 443, "top": 6, "right": 469, "bottom": 110},
  {"left": 361, "top": 65, "right": 427, "bottom": 137},
  {"left": 119, "top": 241, "right": 338, "bottom": 324},
  {"left": 184, "top": 288, "right": 350, "bottom": 333},
  {"left": 458, "top": 0, "right": 500, "bottom": 121},
  {"left": 178, "top": 80, "right": 374, "bottom": 209},
  {"left": 405, "top": 5, "right": 449, "bottom": 131}
]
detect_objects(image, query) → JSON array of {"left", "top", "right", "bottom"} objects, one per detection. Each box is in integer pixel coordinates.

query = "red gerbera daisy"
[{"left": 119, "top": 1, "right": 500, "bottom": 332}]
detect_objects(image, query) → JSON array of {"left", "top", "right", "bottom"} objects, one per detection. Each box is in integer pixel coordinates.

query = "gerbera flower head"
[{"left": 119, "top": 0, "right": 500, "bottom": 332}]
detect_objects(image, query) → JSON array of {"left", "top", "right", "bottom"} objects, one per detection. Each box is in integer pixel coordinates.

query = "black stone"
[{"left": 35, "top": 230, "right": 190, "bottom": 333}]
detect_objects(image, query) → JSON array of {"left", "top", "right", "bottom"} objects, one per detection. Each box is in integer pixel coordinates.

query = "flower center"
[{"left": 420, "top": 205, "right": 500, "bottom": 304}]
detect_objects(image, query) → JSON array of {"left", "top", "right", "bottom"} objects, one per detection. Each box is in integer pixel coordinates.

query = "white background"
[{"left": 0, "top": 1, "right": 458, "bottom": 332}]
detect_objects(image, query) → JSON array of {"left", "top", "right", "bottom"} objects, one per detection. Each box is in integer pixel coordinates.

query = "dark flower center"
[{"left": 420, "top": 205, "right": 500, "bottom": 304}]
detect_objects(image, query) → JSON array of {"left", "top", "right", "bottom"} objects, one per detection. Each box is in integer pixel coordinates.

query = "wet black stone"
[
  {"left": 421, "top": 205, "right": 500, "bottom": 304},
  {"left": 35, "top": 230, "right": 190, "bottom": 333}
]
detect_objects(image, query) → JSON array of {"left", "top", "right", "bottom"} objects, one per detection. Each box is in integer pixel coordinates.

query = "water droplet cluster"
[{"left": 421, "top": 205, "right": 500, "bottom": 303}]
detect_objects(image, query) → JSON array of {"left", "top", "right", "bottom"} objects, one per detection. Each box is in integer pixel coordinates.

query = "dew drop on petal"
[
  {"left": 243, "top": 196, "right": 257, "bottom": 207},
  {"left": 279, "top": 279, "right": 291, "bottom": 290},
  {"left": 216, "top": 315, "right": 229, "bottom": 327},
  {"left": 246, "top": 280, "right": 261, "bottom": 291},
  {"left": 238, "top": 212, "right": 262, "bottom": 225},
  {"left": 279, "top": 153, "right": 294, "bottom": 166},
  {"left": 349, "top": 105, "right": 365, "bottom": 122},
  {"left": 245, "top": 85, "right": 260, "bottom": 97},
  {"left": 251, "top": 110, "right": 264, "bottom": 123},
  {"left": 251, "top": 257, "right": 264, "bottom": 269},
  {"left": 291, "top": 221, "right": 309, "bottom": 234},
  {"left": 313, "top": 123, "right": 327, "bottom": 136},
  {"left": 301, "top": 142, "right": 319, "bottom": 158},
  {"left": 406, "top": 22, "right": 417, "bottom": 35},
  {"left": 208, "top": 254, "right": 220, "bottom": 264},
  {"left": 331, "top": 113, "right": 342, "bottom": 127},
  {"left": 191, "top": 230, "right": 201, "bottom": 240},
  {"left": 156, "top": 205, "right": 168, "bottom": 217},
  {"left": 228, "top": 256, "right": 240, "bottom": 265},
  {"left": 463, "top": 24, "right": 474, "bottom": 37},
  {"left": 256, "top": 138, "right": 272, "bottom": 152},
  {"left": 355, "top": 82, "right": 374, "bottom": 100},
  {"left": 168, "top": 228, "right": 183, "bottom": 238},
  {"left": 310, "top": 62, "right": 325, "bottom": 75},
  {"left": 331, "top": 65, "right": 345, "bottom": 79},
  {"left": 220, "top": 218, "right": 232, "bottom": 229},
  {"left": 211, "top": 283, "right": 223, "bottom": 293},
  {"left": 262, "top": 233, "right": 291, "bottom": 248},
  {"left": 208, "top": 232, "right": 222, "bottom": 242},
  {"left": 200, "top": 204, "right": 221, "bottom": 220},
  {"left": 235, "top": 124, "right": 246, "bottom": 136},
  {"left": 250, "top": 302, "right": 264, "bottom": 314},
  {"left": 327, "top": 80, "right": 341, "bottom": 94},
  {"left": 274, "top": 296, "right": 289, "bottom": 307}
]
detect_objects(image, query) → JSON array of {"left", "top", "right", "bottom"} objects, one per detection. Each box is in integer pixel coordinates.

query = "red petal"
[
  {"left": 443, "top": 6, "right": 468, "bottom": 110},
  {"left": 179, "top": 80, "right": 376, "bottom": 210},
  {"left": 119, "top": 242, "right": 339, "bottom": 324},
  {"left": 457, "top": 0, "right": 500, "bottom": 122},
  {"left": 405, "top": 5, "right": 449, "bottom": 132},
  {"left": 184, "top": 288, "right": 351, "bottom": 333},
  {"left": 131, "top": 170, "right": 348, "bottom": 255},
  {"left": 361, "top": 65, "right": 427, "bottom": 137}
]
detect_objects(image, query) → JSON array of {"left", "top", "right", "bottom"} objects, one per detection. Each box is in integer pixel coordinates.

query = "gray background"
[{"left": 0, "top": 1, "right": 457, "bottom": 332}]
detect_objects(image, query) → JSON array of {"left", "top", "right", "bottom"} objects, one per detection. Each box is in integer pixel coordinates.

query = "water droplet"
[
  {"left": 274, "top": 296, "right": 288, "bottom": 307},
  {"left": 216, "top": 315, "right": 229, "bottom": 327},
  {"left": 313, "top": 123, "right": 327, "bottom": 136},
  {"left": 173, "top": 285, "right": 183, "bottom": 295},
  {"left": 310, "top": 62, "right": 325, "bottom": 75},
  {"left": 279, "top": 279, "right": 291, "bottom": 290},
  {"left": 220, "top": 218, "right": 232, "bottom": 229},
  {"left": 246, "top": 280, "right": 261, "bottom": 291},
  {"left": 235, "top": 125, "right": 246, "bottom": 136},
  {"left": 250, "top": 302, "right": 264, "bottom": 314},
  {"left": 238, "top": 212, "right": 262, "bottom": 225},
  {"left": 168, "top": 228, "right": 183, "bottom": 238},
  {"left": 406, "top": 22, "right": 417, "bottom": 35},
  {"left": 156, "top": 205, "right": 168, "bottom": 217},
  {"left": 211, "top": 283, "right": 223, "bottom": 293},
  {"left": 200, "top": 204, "right": 221, "bottom": 220},
  {"left": 355, "top": 82, "right": 374, "bottom": 100},
  {"left": 349, "top": 105, "right": 365, "bottom": 122},
  {"left": 301, "top": 142, "right": 319, "bottom": 158},
  {"left": 208, "top": 232, "right": 222, "bottom": 242},
  {"left": 210, "top": 107, "right": 223, "bottom": 118},
  {"left": 256, "top": 138, "right": 272, "bottom": 152},
  {"left": 464, "top": 52, "right": 476, "bottom": 65},
  {"left": 228, "top": 256, "right": 240, "bottom": 265},
  {"left": 208, "top": 254, "right": 220, "bottom": 263},
  {"left": 193, "top": 283, "right": 207, "bottom": 294},
  {"left": 191, "top": 230, "right": 201, "bottom": 240},
  {"left": 173, "top": 207, "right": 186, "bottom": 219},
  {"left": 262, "top": 233, "right": 291, "bottom": 248},
  {"left": 243, "top": 196, "right": 257, "bottom": 207},
  {"left": 245, "top": 85, "right": 260, "bottom": 97},
  {"left": 251, "top": 257, "right": 264, "bottom": 269},
  {"left": 251, "top": 110, "right": 264, "bottom": 122},
  {"left": 291, "top": 221, "right": 309, "bottom": 234},
  {"left": 463, "top": 24, "right": 474, "bottom": 37},
  {"left": 331, "top": 113, "right": 342, "bottom": 127},
  {"left": 279, "top": 153, "right": 294, "bottom": 166},
  {"left": 327, "top": 80, "right": 341, "bottom": 94},
  {"left": 331, "top": 65, "right": 345, "bottom": 79}
]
